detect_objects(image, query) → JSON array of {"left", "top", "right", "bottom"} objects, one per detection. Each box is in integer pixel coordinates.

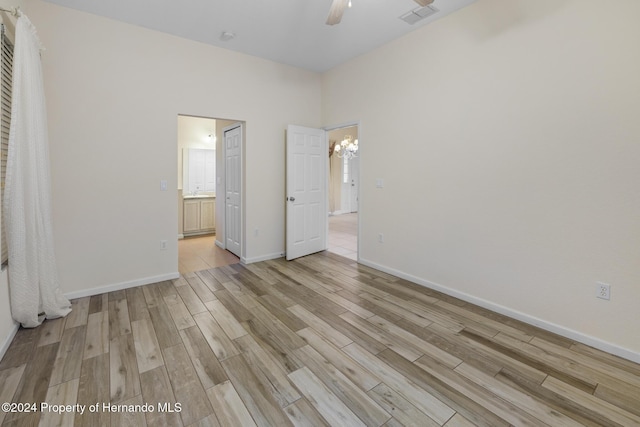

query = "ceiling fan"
[{"left": 326, "top": 0, "right": 434, "bottom": 25}]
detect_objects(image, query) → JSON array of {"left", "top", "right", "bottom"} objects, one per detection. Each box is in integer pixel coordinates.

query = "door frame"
[
  {"left": 220, "top": 122, "right": 245, "bottom": 261},
  {"left": 325, "top": 120, "right": 361, "bottom": 261}
]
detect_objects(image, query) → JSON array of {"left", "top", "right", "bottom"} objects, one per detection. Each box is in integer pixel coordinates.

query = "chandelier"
[{"left": 334, "top": 135, "right": 358, "bottom": 160}]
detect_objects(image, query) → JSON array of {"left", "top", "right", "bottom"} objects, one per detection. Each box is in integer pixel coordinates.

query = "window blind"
[{"left": 1, "top": 24, "right": 13, "bottom": 266}]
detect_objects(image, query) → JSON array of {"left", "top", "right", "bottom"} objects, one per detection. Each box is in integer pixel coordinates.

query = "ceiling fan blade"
[
  {"left": 326, "top": 0, "right": 349, "bottom": 25},
  {"left": 414, "top": 0, "right": 434, "bottom": 6}
]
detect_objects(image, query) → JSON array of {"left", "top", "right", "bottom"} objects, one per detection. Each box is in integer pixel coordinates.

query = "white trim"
[
  {"left": 358, "top": 257, "right": 640, "bottom": 364},
  {"left": 0, "top": 322, "right": 18, "bottom": 361},
  {"left": 178, "top": 233, "right": 184, "bottom": 240},
  {"left": 324, "top": 120, "right": 361, "bottom": 133},
  {"left": 215, "top": 239, "right": 224, "bottom": 249},
  {"left": 64, "top": 272, "right": 180, "bottom": 300},
  {"left": 242, "top": 252, "right": 284, "bottom": 264}
]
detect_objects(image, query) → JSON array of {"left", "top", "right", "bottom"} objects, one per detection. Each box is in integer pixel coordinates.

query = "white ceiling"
[{"left": 43, "top": 0, "right": 477, "bottom": 73}]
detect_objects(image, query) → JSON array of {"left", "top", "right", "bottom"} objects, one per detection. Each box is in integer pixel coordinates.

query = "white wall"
[
  {"left": 323, "top": 0, "right": 640, "bottom": 360},
  {"left": 27, "top": 0, "right": 322, "bottom": 295}
]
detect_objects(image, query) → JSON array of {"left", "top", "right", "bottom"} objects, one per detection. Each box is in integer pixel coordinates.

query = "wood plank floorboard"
[
  {"left": 284, "top": 396, "right": 332, "bottom": 427},
  {"left": 288, "top": 366, "right": 366, "bottom": 427},
  {"left": 367, "top": 382, "right": 439, "bottom": 427},
  {"left": 39, "top": 377, "right": 80, "bottom": 427},
  {"left": 110, "top": 333, "right": 142, "bottom": 403},
  {"left": 88, "top": 294, "right": 108, "bottom": 315},
  {"left": 256, "top": 295, "right": 308, "bottom": 332},
  {"left": 64, "top": 297, "right": 90, "bottom": 330},
  {"left": 75, "top": 353, "right": 110, "bottom": 427},
  {"left": 83, "top": 311, "right": 109, "bottom": 360},
  {"left": 205, "top": 380, "right": 256, "bottom": 427},
  {"left": 3, "top": 343, "right": 58, "bottom": 425},
  {"left": 0, "top": 365, "right": 25, "bottom": 426},
  {"left": 195, "top": 269, "right": 225, "bottom": 292},
  {"left": 110, "top": 394, "right": 148, "bottom": 427},
  {"left": 179, "top": 326, "right": 228, "bottom": 389},
  {"left": 1, "top": 252, "right": 639, "bottom": 426},
  {"left": 139, "top": 366, "right": 182, "bottom": 427},
  {"left": 49, "top": 325, "right": 86, "bottom": 386},
  {"left": 163, "top": 344, "right": 214, "bottom": 425},
  {"left": 125, "top": 287, "right": 151, "bottom": 321},
  {"left": 296, "top": 327, "right": 381, "bottom": 391},
  {"left": 222, "top": 354, "right": 293, "bottom": 427},
  {"left": 292, "top": 344, "right": 391, "bottom": 426},
  {"left": 234, "top": 334, "right": 301, "bottom": 407},
  {"left": 37, "top": 317, "right": 66, "bottom": 347}
]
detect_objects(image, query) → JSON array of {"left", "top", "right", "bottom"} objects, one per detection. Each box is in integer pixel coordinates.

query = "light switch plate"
[{"left": 160, "top": 180, "right": 168, "bottom": 191}]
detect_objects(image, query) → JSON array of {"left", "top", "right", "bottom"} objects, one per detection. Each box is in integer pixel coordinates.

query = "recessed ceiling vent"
[{"left": 400, "top": 5, "right": 439, "bottom": 25}]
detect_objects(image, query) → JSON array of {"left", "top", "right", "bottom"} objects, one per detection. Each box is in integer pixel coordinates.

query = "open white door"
[
  {"left": 286, "top": 125, "right": 327, "bottom": 260},
  {"left": 224, "top": 124, "right": 242, "bottom": 257}
]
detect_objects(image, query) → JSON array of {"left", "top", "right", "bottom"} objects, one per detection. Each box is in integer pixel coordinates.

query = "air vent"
[{"left": 400, "top": 5, "right": 439, "bottom": 25}]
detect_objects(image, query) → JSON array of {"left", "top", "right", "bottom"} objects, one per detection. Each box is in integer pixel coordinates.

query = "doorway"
[
  {"left": 176, "top": 115, "right": 242, "bottom": 274},
  {"left": 327, "top": 125, "right": 359, "bottom": 261}
]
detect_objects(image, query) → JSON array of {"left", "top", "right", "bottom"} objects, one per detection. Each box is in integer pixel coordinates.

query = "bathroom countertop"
[{"left": 183, "top": 194, "right": 215, "bottom": 199}]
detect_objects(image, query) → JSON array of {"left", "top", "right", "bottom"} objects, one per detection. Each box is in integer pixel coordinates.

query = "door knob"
[{"left": 288, "top": 196, "right": 295, "bottom": 202}]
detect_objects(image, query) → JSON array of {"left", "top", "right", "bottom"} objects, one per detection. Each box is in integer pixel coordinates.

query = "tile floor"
[
  {"left": 178, "top": 234, "right": 240, "bottom": 274},
  {"left": 327, "top": 213, "right": 358, "bottom": 260},
  {"left": 178, "top": 213, "right": 357, "bottom": 274}
]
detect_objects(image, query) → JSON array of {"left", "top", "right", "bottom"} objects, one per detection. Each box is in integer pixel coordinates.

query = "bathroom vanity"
[{"left": 183, "top": 194, "right": 215, "bottom": 236}]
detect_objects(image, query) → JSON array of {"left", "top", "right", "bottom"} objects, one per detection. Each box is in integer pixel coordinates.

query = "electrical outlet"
[
  {"left": 596, "top": 282, "right": 610, "bottom": 300},
  {"left": 378, "top": 233, "right": 384, "bottom": 243},
  {"left": 160, "top": 240, "right": 167, "bottom": 250}
]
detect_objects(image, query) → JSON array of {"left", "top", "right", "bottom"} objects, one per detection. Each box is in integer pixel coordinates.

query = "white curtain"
[{"left": 4, "top": 14, "right": 71, "bottom": 327}]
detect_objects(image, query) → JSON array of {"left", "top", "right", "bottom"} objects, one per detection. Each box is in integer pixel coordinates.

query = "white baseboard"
[
  {"left": 64, "top": 272, "right": 180, "bottom": 300},
  {"left": 358, "top": 258, "right": 640, "bottom": 364},
  {"left": 0, "top": 322, "right": 19, "bottom": 362},
  {"left": 215, "top": 240, "right": 224, "bottom": 249},
  {"left": 178, "top": 234, "right": 184, "bottom": 240},
  {"left": 242, "top": 252, "right": 284, "bottom": 264}
]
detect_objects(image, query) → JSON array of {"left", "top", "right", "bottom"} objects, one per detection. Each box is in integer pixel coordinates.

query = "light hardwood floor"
[{"left": 1, "top": 252, "right": 639, "bottom": 426}]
